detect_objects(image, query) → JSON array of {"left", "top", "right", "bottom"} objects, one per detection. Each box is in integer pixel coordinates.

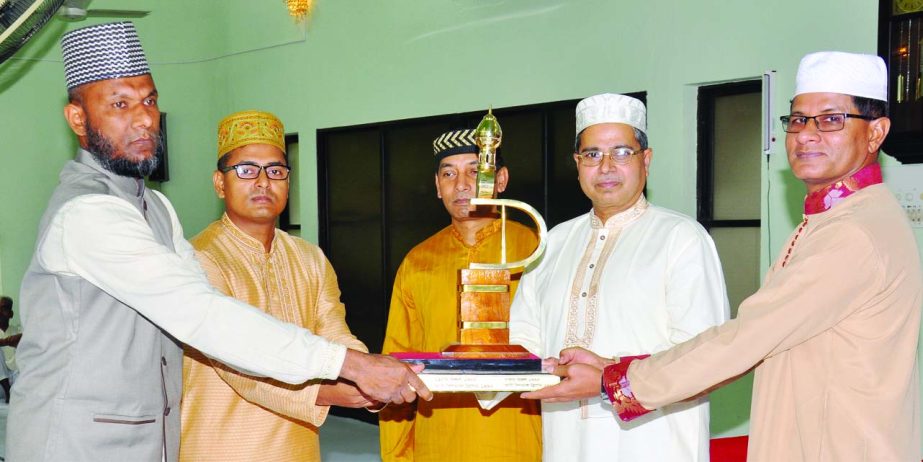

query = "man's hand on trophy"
[
  {"left": 558, "top": 346, "right": 616, "bottom": 369},
  {"left": 339, "top": 349, "right": 433, "bottom": 404},
  {"left": 520, "top": 363, "right": 602, "bottom": 402},
  {"left": 317, "top": 379, "right": 377, "bottom": 408}
]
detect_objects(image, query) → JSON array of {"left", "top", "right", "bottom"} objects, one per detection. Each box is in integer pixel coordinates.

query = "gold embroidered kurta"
[
  {"left": 380, "top": 219, "right": 543, "bottom": 461},
  {"left": 180, "top": 214, "right": 367, "bottom": 462}
]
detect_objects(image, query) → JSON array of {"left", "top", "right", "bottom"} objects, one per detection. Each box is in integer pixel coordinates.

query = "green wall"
[{"left": 1, "top": 0, "right": 919, "bottom": 440}]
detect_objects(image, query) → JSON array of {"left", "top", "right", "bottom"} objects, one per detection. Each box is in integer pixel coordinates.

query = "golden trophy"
[{"left": 394, "top": 109, "right": 558, "bottom": 393}]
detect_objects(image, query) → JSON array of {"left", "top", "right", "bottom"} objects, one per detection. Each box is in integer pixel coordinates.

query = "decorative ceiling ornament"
[{"left": 285, "top": 0, "right": 313, "bottom": 21}]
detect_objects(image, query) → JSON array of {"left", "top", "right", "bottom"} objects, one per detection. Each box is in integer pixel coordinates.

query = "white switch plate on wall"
[{"left": 883, "top": 163, "right": 923, "bottom": 228}]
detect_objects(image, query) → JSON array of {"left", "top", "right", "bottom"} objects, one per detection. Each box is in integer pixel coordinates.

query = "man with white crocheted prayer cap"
[
  {"left": 509, "top": 93, "right": 729, "bottom": 461},
  {"left": 9, "top": 21, "right": 430, "bottom": 462},
  {"left": 525, "top": 52, "right": 923, "bottom": 461}
]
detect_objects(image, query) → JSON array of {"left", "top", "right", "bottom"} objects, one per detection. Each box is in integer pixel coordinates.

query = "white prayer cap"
[
  {"left": 61, "top": 21, "right": 151, "bottom": 90},
  {"left": 575, "top": 93, "right": 646, "bottom": 135},
  {"left": 795, "top": 51, "right": 887, "bottom": 102}
]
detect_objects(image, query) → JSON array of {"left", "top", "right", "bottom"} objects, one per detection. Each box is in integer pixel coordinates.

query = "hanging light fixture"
[{"left": 284, "top": 0, "right": 313, "bottom": 21}]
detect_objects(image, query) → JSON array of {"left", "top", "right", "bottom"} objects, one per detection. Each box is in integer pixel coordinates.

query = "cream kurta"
[
  {"left": 380, "top": 219, "right": 543, "bottom": 462},
  {"left": 628, "top": 184, "right": 922, "bottom": 461},
  {"left": 510, "top": 197, "right": 729, "bottom": 461},
  {"left": 180, "top": 215, "right": 367, "bottom": 462}
]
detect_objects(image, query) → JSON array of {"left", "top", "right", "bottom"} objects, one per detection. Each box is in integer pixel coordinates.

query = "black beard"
[{"left": 85, "top": 119, "right": 162, "bottom": 178}]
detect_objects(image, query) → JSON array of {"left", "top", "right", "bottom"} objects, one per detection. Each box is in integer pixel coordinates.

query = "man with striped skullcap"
[
  {"left": 10, "top": 21, "right": 429, "bottom": 462},
  {"left": 180, "top": 110, "right": 373, "bottom": 461},
  {"left": 379, "top": 128, "right": 543, "bottom": 461}
]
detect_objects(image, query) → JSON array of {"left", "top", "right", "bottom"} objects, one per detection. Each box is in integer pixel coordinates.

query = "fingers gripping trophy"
[{"left": 394, "top": 109, "right": 558, "bottom": 394}]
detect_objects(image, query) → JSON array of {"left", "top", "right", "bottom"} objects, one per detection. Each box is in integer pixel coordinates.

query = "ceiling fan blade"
[
  {"left": 86, "top": 8, "right": 149, "bottom": 18},
  {"left": 62, "top": 0, "right": 90, "bottom": 10},
  {"left": 0, "top": 0, "right": 67, "bottom": 64}
]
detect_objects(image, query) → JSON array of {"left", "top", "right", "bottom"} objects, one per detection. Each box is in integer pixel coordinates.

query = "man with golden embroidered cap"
[
  {"left": 180, "top": 110, "right": 374, "bottom": 461},
  {"left": 511, "top": 93, "right": 729, "bottom": 461},
  {"left": 10, "top": 21, "right": 429, "bottom": 462},
  {"left": 527, "top": 53, "right": 923, "bottom": 461},
  {"left": 379, "top": 128, "right": 543, "bottom": 461}
]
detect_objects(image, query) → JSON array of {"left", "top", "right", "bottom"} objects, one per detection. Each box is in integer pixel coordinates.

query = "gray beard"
[{"left": 85, "top": 119, "right": 162, "bottom": 178}]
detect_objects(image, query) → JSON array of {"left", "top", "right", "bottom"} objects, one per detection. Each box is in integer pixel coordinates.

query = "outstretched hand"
[
  {"left": 521, "top": 362, "right": 603, "bottom": 402},
  {"left": 558, "top": 347, "right": 613, "bottom": 369},
  {"left": 317, "top": 379, "right": 377, "bottom": 408},
  {"left": 339, "top": 350, "right": 433, "bottom": 404}
]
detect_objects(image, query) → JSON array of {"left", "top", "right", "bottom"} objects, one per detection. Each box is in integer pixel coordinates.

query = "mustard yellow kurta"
[
  {"left": 628, "top": 184, "right": 922, "bottom": 461},
  {"left": 180, "top": 214, "right": 367, "bottom": 462},
  {"left": 380, "top": 219, "right": 543, "bottom": 461}
]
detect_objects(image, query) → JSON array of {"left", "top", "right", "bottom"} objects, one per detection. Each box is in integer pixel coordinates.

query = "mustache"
[
  {"left": 595, "top": 174, "right": 624, "bottom": 183},
  {"left": 130, "top": 130, "right": 160, "bottom": 144}
]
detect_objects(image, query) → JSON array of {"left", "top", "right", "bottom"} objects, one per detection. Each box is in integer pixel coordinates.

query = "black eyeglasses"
[
  {"left": 221, "top": 163, "right": 291, "bottom": 180},
  {"left": 779, "top": 113, "right": 876, "bottom": 133}
]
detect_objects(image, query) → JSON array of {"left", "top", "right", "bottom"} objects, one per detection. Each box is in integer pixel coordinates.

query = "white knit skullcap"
[
  {"left": 575, "top": 93, "right": 646, "bottom": 135},
  {"left": 795, "top": 51, "right": 887, "bottom": 101}
]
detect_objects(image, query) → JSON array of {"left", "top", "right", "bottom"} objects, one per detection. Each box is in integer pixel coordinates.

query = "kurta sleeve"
[
  {"left": 37, "top": 195, "right": 347, "bottom": 384},
  {"left": 509, "top": 264, "right": 546, "bottom": 358},
  {"left": 620, "top": 220, "right": 883, "bottom": 415},
  {"left": 194, "top": 247, "right": 369, "bottom": 427},
  {"left": 310, "top": 253, "right": 367, "bottom": 352},
  {"left": 379, "top": 260, "right": 421, "bottom": 462},
  {"left": 659, "top": 223, "right": 729, "bottom": 349}
]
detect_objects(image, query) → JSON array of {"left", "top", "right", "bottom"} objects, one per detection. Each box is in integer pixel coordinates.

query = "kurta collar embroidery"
[
  {"left": 219, "top": 213, "right": 278, "bottom": 256},
  {"left": 590, "top": 195, "right": 649, "bottom": 229},
  {"left": 803, "top": 163, "right": 882, "bottom": 215},
  {"left": 451, "top": 218, "right": 503, "bottom": 248}
]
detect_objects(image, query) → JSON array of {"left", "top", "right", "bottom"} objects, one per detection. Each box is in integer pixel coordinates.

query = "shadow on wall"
[
  {"left": 0, "top": 20, "right": 68, "bottom": 94},
  {"left": 779, "top": 167, "right": 806, "bottom": 227}
]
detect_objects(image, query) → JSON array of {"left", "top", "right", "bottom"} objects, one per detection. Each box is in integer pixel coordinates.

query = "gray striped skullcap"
[
  {"left": 61, "top": 21, "right": 151, "bottom": 90},
  {"left": 433, "top": 128, "right": 478, "bottom": 162}
]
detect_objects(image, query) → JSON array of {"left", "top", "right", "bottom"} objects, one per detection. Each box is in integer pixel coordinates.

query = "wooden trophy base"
[
  {"left": 441, "top": 343, "right": 533, "bottom": 359},
  {"left": 391, "top": 257, "right": 562, "bottom": 391}
]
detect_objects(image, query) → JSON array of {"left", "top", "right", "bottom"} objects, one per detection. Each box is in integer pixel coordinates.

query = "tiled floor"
[{"left": 0, "top": 403, "right": 381, "bottom": 461}]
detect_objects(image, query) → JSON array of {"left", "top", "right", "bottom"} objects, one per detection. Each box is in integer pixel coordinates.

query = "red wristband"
[{"left": 601, "top": 354, "right": 651, "bottom": 422}]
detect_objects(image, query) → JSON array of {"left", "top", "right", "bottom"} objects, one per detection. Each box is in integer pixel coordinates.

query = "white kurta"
[
  {"left": 35, "top": 192, "right": 347, "bottom": 384},
  {"left": 510, "top": 196, "right": 729, "bottom": 461}
]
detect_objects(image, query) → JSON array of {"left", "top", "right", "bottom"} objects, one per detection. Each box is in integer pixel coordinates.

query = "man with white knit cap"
[
  {"left": 527, "top": 52, "right": 923, "bottom": 461},
  {"left": 9, "top": 21, "right": 430, "bottom": 462},
  {"left": 510, "top": 93, "right": 729, "bottom": 461}
]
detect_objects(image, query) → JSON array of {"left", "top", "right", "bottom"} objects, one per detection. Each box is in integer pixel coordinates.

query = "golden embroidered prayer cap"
[{"left": 217, "top": 110, "right": 286, "bottom": 157}]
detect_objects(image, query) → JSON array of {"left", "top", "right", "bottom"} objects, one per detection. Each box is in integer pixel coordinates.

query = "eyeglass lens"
[{"left": 232, "top": 164, "right": 290, "bottom": 180}]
